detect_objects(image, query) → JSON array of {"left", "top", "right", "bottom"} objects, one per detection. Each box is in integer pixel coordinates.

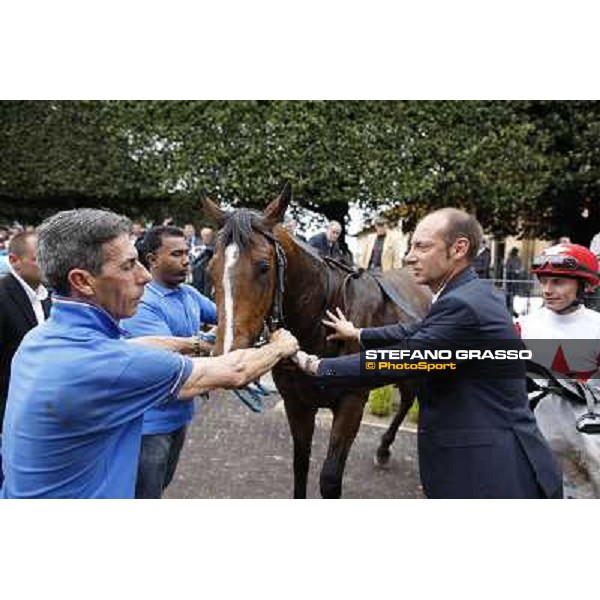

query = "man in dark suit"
[
  {"left": 191, "top": 226, "right": 216, "bottom": 299},
  {"left": 0, "top": 231, "right": 51, "bottom": 484},
  {"left": 294, "top": 208, "right": 562, "bottom": 499},
  {"left": 309, "top": 220, "right": 352, "bottom": 265}
]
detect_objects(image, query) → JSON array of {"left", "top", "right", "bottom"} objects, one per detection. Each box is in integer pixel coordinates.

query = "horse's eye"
[{"left": 257, "top": 261, "right": 270, "bottom": 275}]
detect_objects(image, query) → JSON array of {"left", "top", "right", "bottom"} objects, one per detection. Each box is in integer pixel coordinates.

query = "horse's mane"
[
  {"left": 219, "top": 209, "right": 361, "bottom": 277},
  {"left": 218, "top": 209, "right": 265, "bottom": 250}
]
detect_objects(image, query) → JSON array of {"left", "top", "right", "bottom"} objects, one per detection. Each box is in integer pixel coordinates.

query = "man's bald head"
[
  {"left": 419, "top": 208, "right": 483, "bottom": 262},
  {"left": 406, "top": 208, "right": 484, "bottom": 292}
]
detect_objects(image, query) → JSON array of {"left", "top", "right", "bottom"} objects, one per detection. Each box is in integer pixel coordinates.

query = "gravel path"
[{"left": 166, "top": 387, "right": 423, "bottom": 499}]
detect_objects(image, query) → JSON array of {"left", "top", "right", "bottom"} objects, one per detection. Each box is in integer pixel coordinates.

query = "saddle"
[
  {"left": 369, "top": 271, "right": 423, "bottom": 323},
  {"left": 322, "top": 259, "right": 423, "bottom": 324}
]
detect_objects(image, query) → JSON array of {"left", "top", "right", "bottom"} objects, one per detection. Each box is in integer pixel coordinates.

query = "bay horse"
[{"left": 204, "top": 185, "right": 431, "bottom": 498}]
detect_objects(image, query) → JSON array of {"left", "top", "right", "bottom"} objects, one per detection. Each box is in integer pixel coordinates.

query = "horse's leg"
[
  {"left": 320, "top": 393, "right": 366, "bottom": 499},
  {"left": 374, "top": 382, "right": 416, "bottom": 468},
  {"left": 282, "top": 394, "right": 317, "bottom": 499},
  {"left": 273, "top": 368, "right": 317, "bottom": 498}
]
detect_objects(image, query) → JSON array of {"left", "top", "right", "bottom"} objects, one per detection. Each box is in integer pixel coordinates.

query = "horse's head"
[{"left": 203, "top": 184, "right": 292, "bottom": 355}]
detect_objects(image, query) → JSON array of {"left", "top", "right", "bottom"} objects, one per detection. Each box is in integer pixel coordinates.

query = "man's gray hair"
[{"left": 37, "top": 208, "right": 131, "bottom": 296}]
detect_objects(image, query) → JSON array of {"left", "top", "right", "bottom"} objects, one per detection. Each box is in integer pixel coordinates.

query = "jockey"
[{"left": 517, "top": 243, "right": 600, "bottom": 498}]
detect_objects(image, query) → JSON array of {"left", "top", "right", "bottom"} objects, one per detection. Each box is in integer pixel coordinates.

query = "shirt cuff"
[{"left": 170, "top": 356, "right": 194, "bottom": 400}]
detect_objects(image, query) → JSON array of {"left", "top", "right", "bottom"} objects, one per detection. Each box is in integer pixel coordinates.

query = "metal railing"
[
  {"left": 480, "top": 276, "right": 600, "bottom": 316},
  {"left": 483, "top": 277, "right": 542, "bottom": 317}
]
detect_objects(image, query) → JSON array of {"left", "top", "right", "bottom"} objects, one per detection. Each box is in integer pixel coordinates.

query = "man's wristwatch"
[{"left": 193, "top": 335, "right": 201, "bottom": 357}]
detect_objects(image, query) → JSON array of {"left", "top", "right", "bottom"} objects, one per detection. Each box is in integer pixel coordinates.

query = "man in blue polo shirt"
[
  {"left": 0, "top": 209, "right": 299, "bottom": 498},
  {"left": 122, "top": 226, "right": 217, "bottom": 498}
]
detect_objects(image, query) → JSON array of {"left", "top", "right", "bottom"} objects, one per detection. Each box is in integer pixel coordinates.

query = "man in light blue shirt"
[
  {"left": 122, "top": 226, "right": 217, "bottom": 498},
  {"left": 0, "top": 209, "right": 299, "bottom": 498}
]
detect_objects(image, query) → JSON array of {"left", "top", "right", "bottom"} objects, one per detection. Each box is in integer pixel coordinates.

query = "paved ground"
[{"left": 166, "top": 383, "right": 424, "bottom": 499}]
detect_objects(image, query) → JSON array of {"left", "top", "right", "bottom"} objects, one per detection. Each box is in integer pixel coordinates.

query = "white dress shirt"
[{"left": 9, "top": 266, "right": 49, "bottom": 324}]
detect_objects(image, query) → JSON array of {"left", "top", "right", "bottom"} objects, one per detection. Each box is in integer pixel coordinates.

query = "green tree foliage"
[
  {"left": 110, "top": 101, "right": 390, "bottom": 228},
  {"left": 380, "top": 101, "right": 553, "bottom": 237},
  {"left": 0, "top": 101, "right": 166, "bottom": 222},
  {"left": 521, "top": 101, "right": 600, "bottom": 244},
  {"left": 1, "top": 100, "right": 599, "bottom": 243}
]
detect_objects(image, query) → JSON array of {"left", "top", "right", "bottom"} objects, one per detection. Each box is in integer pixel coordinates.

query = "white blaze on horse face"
[{"left": 223, "top": 243, "right": 239, "bottom": 354}]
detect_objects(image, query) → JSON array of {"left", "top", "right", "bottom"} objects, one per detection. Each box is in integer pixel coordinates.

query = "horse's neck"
[
  {"left": 280, "top": 236, "right": 352, "bottom": 352},
  {"left": 276, "top": 230, "right": 429, "bottom": 354}
]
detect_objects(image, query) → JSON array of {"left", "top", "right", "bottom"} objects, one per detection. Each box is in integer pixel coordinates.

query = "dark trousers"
[{"left": 135, "top": 426, "right": 187, "bottom": 499}]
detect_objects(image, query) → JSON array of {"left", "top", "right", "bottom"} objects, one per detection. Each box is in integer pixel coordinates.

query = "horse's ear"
[
  {"left": 264, "top": 182, "right": 292, "bottom": 224},
  {"left": 202, "top": 197, "right": 227, "bottom": 227}
]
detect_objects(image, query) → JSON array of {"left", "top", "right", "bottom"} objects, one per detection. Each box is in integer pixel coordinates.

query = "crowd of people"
[
  {"left": 1, "top": 208, "right": 600, "bottom": 498},
  {"left": 130, "top": 220, "right": 216, "bottom": 300},
  {"left": 0, "top": 210, "right": 298, "bottom": 498}
]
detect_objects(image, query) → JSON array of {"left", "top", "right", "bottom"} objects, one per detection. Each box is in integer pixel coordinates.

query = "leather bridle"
[{"left": 253, "top": 228, "right": 288, "bottom": 347}]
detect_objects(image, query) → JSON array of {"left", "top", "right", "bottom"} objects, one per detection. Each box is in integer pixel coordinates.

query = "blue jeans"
[{"left": 135, "top": 426, "right": 187, "bottom": 499}]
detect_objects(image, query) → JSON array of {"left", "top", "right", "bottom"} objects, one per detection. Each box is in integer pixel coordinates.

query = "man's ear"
[
  {"left": 68, "top": 269, "right": 96, "bottom": 297},
  {"left": 146, "top": 252, "right": 158, "bottom": 269},
  {"left": 454, "top": 237, "right": 470, "bottom": 259}
]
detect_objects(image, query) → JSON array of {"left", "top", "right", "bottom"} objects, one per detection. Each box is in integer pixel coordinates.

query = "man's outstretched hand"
[{"left": 322, "top": 307, "right": 360, "bottom": 342}]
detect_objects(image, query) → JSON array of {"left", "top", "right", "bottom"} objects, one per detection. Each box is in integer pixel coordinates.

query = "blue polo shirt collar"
[
  {"left": 51, "top": 297, "right": 126, "bottom": 339},
  {"left": 147, "top": 280, "right": 182, "bottom": 297}
]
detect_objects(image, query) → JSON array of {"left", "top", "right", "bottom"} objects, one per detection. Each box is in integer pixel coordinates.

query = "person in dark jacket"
[
  {"left": 191, "top": 226, "right": 215, "bottom": 299},
  {"left": 294, "top": 208, "right": 562, "bottom": 499},
  {"left": 308, "top": 221, "right": 352, "bottom": 265},
  {"left": 0, "top": 232, "right": 51, "bottom": 485}
]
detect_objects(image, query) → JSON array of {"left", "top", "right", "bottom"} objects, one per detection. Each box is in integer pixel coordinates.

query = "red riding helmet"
[{"left": 531, "top": 243, "right": 600, "bottom": 290}]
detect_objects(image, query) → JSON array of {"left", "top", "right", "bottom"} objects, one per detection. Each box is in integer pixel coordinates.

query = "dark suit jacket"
[
  {"left": 308, "top": 232, "right": 352, "bottom": 265},
  {"left": 314, "top": 267, "right": 562, "bottom": 499},
  {"left": 191, "top": 245, "right": 215, "bottom": 299},
  {"left": 0, "top": 274, "right": 51, "bottom": 429}
]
